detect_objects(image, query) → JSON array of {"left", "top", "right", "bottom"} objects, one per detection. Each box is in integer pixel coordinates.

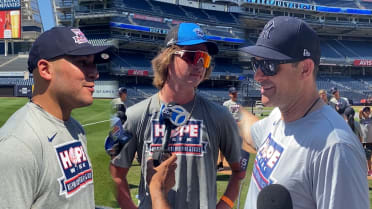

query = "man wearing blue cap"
[
  {"left": 0, "top": 27, "right": 110, "bottom": 208},
  {"left": 239, "top": 16, "right": 368, "bottom": 209},
  {"left": 110, "top": 23, "right": 244, "bottom": 209}
]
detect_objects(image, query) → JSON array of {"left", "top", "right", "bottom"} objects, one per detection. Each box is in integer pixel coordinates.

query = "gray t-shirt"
[
  {"left": 360, "top": 117, "right": 372, "bottom": 143},
  {"left": 112, "top": 93, "right": 241, "bottom": 209},
  {"left": 244, "top": 105, "right": 369, "bottom": 209},
  {"left": 329, "top": 97, "right": 349, "bottom": 111},
  {"left": 223, "top": 99, "right": 240, "bottom": 122},
  {"left": 0, "top": 102, "right": 95, "bottom": 209}
]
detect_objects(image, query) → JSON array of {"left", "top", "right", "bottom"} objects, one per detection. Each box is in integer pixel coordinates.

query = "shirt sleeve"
[
  {"left": 111, "top": 116, "right": 138, "bottom": 168},
  {"left": 219, "top": 110, "right": 242, "bottom": 164},
  {"left": 311, "top": 143, "right": 369, "bottom": 209},
  {"left": 0, "top": 136, "right": 39, "bottom": 208}
]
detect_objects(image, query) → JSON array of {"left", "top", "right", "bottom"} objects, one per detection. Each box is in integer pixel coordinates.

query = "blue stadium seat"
[
  {"left": 180, "top": 5, "right": 209, "bottom": 20},
  {"left": 320, "top": 40, "right": 343, "bottom": 59},
  {"left": 203, "top": 9, "right": 237, "bottom": 24},
  {"left": 151, "top": 1, "right": 186, "bottom": 17},
  {"left": 122, "top": 0, "right": 153, "bottom": 12}
]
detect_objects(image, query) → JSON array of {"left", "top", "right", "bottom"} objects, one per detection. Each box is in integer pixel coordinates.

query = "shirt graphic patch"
[
  {"left": 148, "top": 119, "right": 207, "bottom": 156},
  {"left": 252, "top": 133, "right": 283, "bottom": 189},
  {"left": 55, "top": 141, "right": 93, "bottom": 198},
  {"left": 228, "top": 104, "right": 240, "bottom": 114}
]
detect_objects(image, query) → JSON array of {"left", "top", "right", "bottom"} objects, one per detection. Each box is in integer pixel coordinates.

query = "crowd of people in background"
[{"left": 319, "top": 87, "right": 372, "bottom": 176}]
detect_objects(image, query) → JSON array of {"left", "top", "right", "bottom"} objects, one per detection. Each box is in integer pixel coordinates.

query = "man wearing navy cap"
[
  {"left": 110, "top": 23, "right": 244, "bottom": 209},
  {"left": 0, "top": 27, "right": 110, "bottom": 208},
  {"left": 217, "top": 87, "right": 241, "bottom": 171},
  {"left": 239, "top": 16, "right": 368, "bottom": 209},
  {"left": 112, "top": 87, "right": 128, "bottom": 112}
]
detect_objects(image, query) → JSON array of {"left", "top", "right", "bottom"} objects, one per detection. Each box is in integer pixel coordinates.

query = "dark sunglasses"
[
  {"left": 174, "top": 50, "right": 211, "bottom": 69},
  {"left": 251, "top": 57, "right": 303, "bottom": 76}
]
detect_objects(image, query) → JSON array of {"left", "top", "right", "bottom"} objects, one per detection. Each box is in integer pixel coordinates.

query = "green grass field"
[{"left": 0, "top": 97, "right": 371, "bottom": 208}]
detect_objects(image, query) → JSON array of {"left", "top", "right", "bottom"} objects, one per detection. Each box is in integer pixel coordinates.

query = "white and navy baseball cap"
[
  {"left": 28, "top": 26, "right": 111, "bottom": 73},
  {"left": 165, "top": 23, "right": 219, "bottom": 55},
  {"left": 229, "top": 87, "right": 237, "bottom": 93},
  {"left": 241, "top": 16, "right": 320, "bottom": 65}
]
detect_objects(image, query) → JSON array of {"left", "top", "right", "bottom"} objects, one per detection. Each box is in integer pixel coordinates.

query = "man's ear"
[
  {"left": 36, "top": 59, "right": 52, "bottom": 81},
  {"left": 301, "top": 59, "right": 314, "bottom": 79}
]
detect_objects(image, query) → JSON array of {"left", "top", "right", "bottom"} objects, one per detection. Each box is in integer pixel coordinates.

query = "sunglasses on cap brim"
[
  {"left": 250, "top": 57, "right": 304, "bottom": 76},
  {"left": 174, "top": 50, "right": 211, "bottom": 69}
]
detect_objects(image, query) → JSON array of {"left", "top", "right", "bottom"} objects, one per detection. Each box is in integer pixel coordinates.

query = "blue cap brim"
[
  {"left": 177, "top": 40, "right": 218, "bottom": 55},
  {"left": 240, "top": 45, "right": 293, "bottom": 60}
]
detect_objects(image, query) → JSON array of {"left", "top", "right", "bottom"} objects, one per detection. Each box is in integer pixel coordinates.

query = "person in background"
[
  {"left": 239, "top": 16, "right": 369, "bottom": 209},
  {"left": 318, "top": 89, "right": 328, "bottom": 104},
  {"left": 329, "top": 87, "right": 350, "bottom": 113},
  {"left": 359, "top": 106, "right": 372, "bottom": 176},
  {"left": 343, "top": 107, "right": 363, "bottom": 143},
  {"left": 112, "top": 87, "right": 127, "bottom": 113},
  {"left": 217, "top": 86, "right": 241, "bottom": 171}
]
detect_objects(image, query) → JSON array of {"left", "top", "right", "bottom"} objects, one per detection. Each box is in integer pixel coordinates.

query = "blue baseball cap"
[
  {"left": 165, "top": 23, "right": 219, "bottom": 55},
  {"left": 28, "top": 26, "right": 111, "bottom": 73},
  {"left": 240, "top": 16, "right": 320, "bottom": 65}
]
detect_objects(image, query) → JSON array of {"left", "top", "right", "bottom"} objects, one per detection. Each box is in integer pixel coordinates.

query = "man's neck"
[
  {"left": 279, "top": 92, "right": 322, "bottom": 123},
  {"left": 159, "top": 84, "right": 195, "bottom": 104},
  {"left": 32, "top": 94, "right": 71, "bottom": 121}
]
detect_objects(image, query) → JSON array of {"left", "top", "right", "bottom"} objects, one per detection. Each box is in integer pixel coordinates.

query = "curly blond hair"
[{"left": 151, "top": 45, "right": 213, "bottom": 89}]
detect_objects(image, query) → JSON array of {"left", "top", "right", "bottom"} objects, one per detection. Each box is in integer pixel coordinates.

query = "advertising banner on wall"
[
  {"left": 0, "top": 0, "right": 21, "bottom": 39},
  {"left": 353, "top": 59, "right": 372, "bottom": 67},
  {"left": 93, "top": 81, "right": 119, "bottom": 98},
  {"left": 15, "top": 85, "right": 32, "bottom": 97}
]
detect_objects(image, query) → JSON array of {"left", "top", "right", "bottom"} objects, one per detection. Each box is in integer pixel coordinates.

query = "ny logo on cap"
[
  {"left": 260, "top": 20, "right": 275, "bottom": 40},
  {"left": 193, "top": 28, "right": 206, "bottom": 40},
  {"left": 71, "top": 29, "right": 88, "bottom": 44}
]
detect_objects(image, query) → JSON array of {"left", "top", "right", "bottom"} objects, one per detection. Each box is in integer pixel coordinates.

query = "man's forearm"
[
  {"left": 150, "top": 188, "right": 171, "bottom": 209},
  {"left": 217, "top": 162, "right": 244, "bottom": 209},
  {"left": 117, "top": 179, "right": 137, "bottom": 209}
]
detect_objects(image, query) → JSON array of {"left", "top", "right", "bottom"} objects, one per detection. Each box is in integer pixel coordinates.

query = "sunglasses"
[
  {"left": 174, "top": 50, "right": 211, "bottom": 69},
  {"left": 251, "top": 57, "right": 303, "bottom": 76}
]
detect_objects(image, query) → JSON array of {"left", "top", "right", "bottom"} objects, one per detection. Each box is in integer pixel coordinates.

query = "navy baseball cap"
[
  {"left": 229, "top": 87, "right": 237, "bottom": 93},
  {"left": 330, "top": 87, "right": 338, "bottom": 94},
  {"left": 28, "top": 26, "right": 111, "bottom": 73},
  {"left": 118, "top": 87, "right": 127, "bottom": 94},
  {"left": 165, "top": 23, "right": 219, "bottom": 55},
  {"left": 241, "top": 16, "right": 320, "bottom": 65}
]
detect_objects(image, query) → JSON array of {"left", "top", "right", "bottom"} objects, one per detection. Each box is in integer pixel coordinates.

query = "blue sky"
[{"left": 38, "top": 0, "right": 55, "bottom": 31}]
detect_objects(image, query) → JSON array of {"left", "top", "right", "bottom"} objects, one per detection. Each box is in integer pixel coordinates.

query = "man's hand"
[
  {"left": 239, "top": 107, "right": 259, "bottom": 153},
  {"left": 147, "top": 154, "right": 177, "bottom": 193},
  {"left": 146, "top": 154, "right": 177, "bottom": 209}
]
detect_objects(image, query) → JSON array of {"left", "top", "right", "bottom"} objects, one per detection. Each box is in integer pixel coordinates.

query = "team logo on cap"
[
  {"left": 303, "top": 49, "right": 311, "bottom": 57},
  {"left": 260, "top": 20, "right": 275, "bottom": 40},
  {"left": 71, "top": 29, "right": 89, "bottom": 44},
  {"left": 193, "top": 28, "right": 206, "bottom": 40}
]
